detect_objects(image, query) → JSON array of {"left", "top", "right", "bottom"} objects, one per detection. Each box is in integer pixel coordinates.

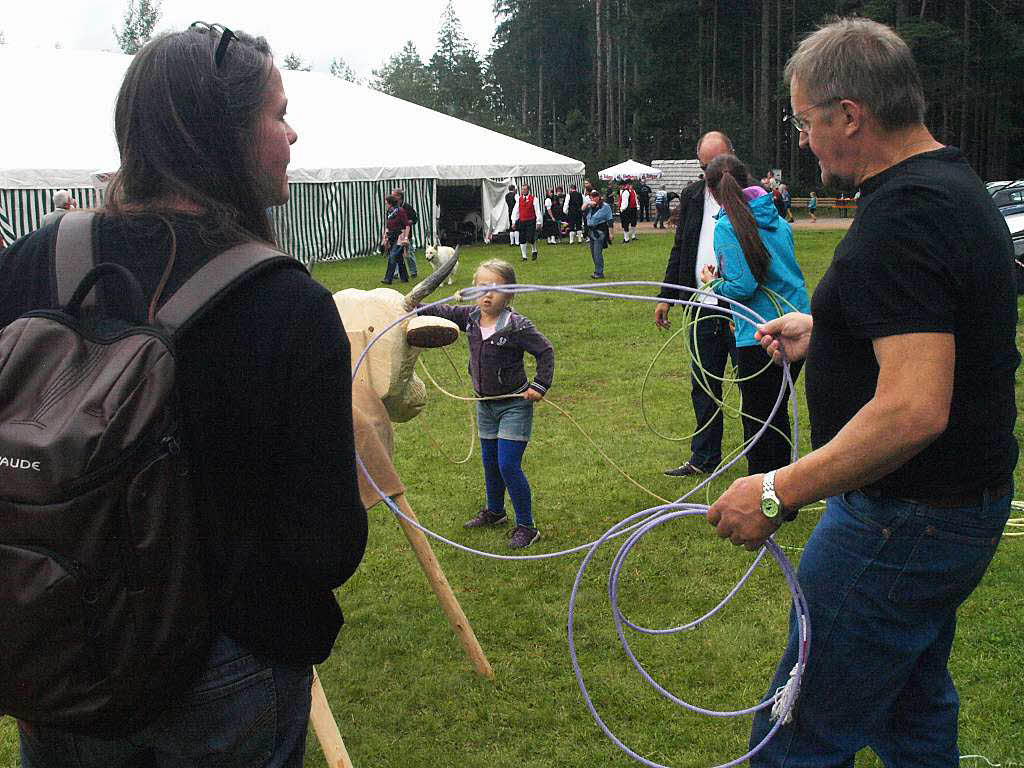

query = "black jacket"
[
  {"left": 657, "top": 179, "right": 707, "bottom": 302},
  {"left": 420, "top": 305, "right": 554, "bottom": 397},
  {"left": 0, "top": 215, "right": 368, "bottom": 665}
]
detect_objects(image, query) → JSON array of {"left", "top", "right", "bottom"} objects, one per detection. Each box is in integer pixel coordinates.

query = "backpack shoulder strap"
[
  {"left": 52, "top": 211, "right": 98, "bottom": 308},
  {"left": 155, "top": 242, "right": 302, "bottom": 338}
]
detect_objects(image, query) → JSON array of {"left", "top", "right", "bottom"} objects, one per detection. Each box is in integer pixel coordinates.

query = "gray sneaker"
[
  {"left": 663, "top": 461, "right": 709, "bottom": 477},
  {"left": 464, "top": 508, "right": 508, "bottom": 528},
  {"left": 507, "top": 525, "right": 540, "bottom": 549}
]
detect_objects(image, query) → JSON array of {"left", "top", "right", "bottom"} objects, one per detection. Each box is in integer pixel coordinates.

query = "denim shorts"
[{"left": 477, "top": 396, "right": 533, "bottom": 441}]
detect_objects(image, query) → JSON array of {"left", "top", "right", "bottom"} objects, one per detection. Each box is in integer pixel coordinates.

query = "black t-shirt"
[
  {"left": 806, "top": 147, "right": 1019, "bottom": 497},
  {"left": 0, "top": 214, "right": 368, "bottom": 663},
  {"left": 401, "top": 201, "right": 418, "bottom": 227}
]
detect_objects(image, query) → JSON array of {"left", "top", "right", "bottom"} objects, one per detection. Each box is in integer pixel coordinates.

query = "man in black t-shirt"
[{"left": 707, "top": 19, "right": 1017, "bottom": 765}]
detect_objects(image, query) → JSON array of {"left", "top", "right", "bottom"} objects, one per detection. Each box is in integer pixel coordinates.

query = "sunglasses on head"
[{"left": 190, "top": 21, "right": 237, "bottom": 69}]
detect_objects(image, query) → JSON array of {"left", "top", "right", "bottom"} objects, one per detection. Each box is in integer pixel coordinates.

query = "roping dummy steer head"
[{"left": 333, "top": 253, "right": 460, "bottom": 423}]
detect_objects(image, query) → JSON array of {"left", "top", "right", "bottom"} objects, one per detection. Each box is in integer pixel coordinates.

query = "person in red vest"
[
  {"left": 511, "top": 183, "right": 543, "bottom": 261},
  {"left": 618, "top": 181, "right": 640, "bottom": 243}
]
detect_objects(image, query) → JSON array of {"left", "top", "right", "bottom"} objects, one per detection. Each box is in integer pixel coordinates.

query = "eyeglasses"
[
  {"left": 190, "top": 21, "right": 237, "bottom": 69},
  {"left": 785, "top": 97, "right": 841, "bottom": 134}
]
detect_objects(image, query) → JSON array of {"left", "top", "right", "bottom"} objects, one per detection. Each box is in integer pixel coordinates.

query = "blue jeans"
[
  {"left": 589, "top": 235, "right": 606, "bottom": 276},
  {"left": 19, "top": 634, "right": 314, "bottom": 768},
  {"left": 750, "top": 487, "right": 1011, "bottom": 767},
  {"left": 688, "top": 309, "right": 736, "bottom": 470},
  {"left": 384, "top": 243, "right": 408, "bottom": 283},
  {"left": 405, "top": 240, "right": 417, "bottom": 276}
]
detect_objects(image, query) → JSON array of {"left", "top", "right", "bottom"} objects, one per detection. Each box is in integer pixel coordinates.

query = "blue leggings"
[{"left": 480, "top": 438, "right": 533, "bottom": 527}]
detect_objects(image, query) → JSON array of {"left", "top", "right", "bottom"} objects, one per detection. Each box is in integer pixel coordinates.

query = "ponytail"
[{"left": 704, "top": 154, "right": 771, "bottom": 285}]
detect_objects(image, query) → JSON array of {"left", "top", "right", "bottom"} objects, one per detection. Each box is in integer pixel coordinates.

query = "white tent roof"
[
  {"left": 0, "top": 47, "right": 584, "bottom": 189},
  {"left": 598, "top": 159, "right": 663, "bottom": 182}
]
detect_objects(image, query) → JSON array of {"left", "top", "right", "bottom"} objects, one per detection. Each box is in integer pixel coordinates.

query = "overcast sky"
[{"left": 0, "top": 0, "right": 499, "bottom": 80}]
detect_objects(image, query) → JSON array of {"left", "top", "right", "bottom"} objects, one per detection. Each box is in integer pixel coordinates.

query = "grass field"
[{"left": 2, "top": 228, "right": 1021, "bottom": 767}]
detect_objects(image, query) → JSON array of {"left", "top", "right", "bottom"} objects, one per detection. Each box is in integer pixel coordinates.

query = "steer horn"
[{"left": 403, "top": 246, "right": 460, "bottom": 312}]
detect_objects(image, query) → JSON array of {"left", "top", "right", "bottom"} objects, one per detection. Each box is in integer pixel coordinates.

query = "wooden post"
[
  {"left": 310, "top": 667, "right": 354, "bottom": 768},
  {"left": 392, "top": 493, "right": 494, "bottom": 679}
]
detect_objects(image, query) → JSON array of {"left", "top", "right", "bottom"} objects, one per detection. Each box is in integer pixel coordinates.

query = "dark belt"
[{"left": 861, "top": 478, "right": 1013, "bottom": 509}]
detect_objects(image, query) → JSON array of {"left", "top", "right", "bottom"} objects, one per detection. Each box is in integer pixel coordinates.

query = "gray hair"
[
  {"left": 784, "top": 17, "right": 925, "bottom": 131},
  {"left": 474, "top": 258, "right": 516, "bottom": 286},
  {"left": 52, "top": 189, "right": 71, "bottom": 209}
]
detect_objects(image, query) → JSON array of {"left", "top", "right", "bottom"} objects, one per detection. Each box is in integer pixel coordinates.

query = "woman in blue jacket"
[
  {"left": 699, "top": 154, "right": 811, "bottom": 474},
  {"left": 585, "top": 190, "right": 613, "bottom": 278}
]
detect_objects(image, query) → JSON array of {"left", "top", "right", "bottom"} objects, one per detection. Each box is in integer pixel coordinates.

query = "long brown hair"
[
  {"left": 704, "top": 154, "right": 771, "bottom": 284},
  {"left": 105, "top": 24, "right": 276, "bottom": 245}
]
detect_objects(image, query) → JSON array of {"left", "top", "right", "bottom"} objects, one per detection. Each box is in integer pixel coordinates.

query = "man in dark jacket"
[
  {"left": 653, "top": 131, "right": 736, "bottom": 477},
  {"left": 393, "top": 188, "right": 419, "bottom": 276}
]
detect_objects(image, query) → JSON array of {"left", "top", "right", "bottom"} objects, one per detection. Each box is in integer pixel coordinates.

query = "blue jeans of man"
[
  {"left": 19, "top": 634, "right": 314, "bottom": 768},
  {"left": 404, "top": 239, "right": 417, "bottom": 277},
  {"left": 750, "top": 486, "right": 1011, "bottom": 767},
  {"left": 589, "top": 235, "right": 606, "bottom": 276},
  {"left": 688, "top": 308, "right": 736, "bottom": 471}
]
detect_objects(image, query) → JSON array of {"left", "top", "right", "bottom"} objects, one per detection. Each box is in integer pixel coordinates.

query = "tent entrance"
[{"left": 437, "top": 183, "right": 483, "bottom": 246}]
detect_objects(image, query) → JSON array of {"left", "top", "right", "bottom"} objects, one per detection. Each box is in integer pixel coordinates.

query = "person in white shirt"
[{"left": 653, "top": 131, "right": 737, "bottom": 477}]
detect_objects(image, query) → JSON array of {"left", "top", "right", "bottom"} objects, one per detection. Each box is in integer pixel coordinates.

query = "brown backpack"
[{"left": 0, "top": 212, "right": 299, "bottom": 735}]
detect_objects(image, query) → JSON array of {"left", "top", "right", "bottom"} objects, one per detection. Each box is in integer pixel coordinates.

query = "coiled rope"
[{"left": 352, "top": 280, "right": 810, "bottom": 766}]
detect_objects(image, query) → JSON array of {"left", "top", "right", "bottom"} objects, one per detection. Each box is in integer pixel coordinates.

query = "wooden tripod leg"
[
  {"left": 310, "top": 667, "right": 354, "bottom": 768},
  {"left": 392, "top": 493, "right": 495, "bottom": 680}
]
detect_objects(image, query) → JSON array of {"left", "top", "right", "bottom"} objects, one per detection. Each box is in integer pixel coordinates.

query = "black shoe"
[
  {"left": 590, "top": 273, "right": 604, "bottom": 279},
  {"left": 663, "top": 461, "right": 709, "bottom": 477},
  {"left": 507, "top": 524, "right": 541, "bottom": 549},
  {"left": 381, "top": 280, "right": 393, "bottom": 284},
  {"left": 464, "top": 508, "right": 508, "bottom": 528},
  {"left": 531, "top": 251, "right": 538, "bottom": 260}
]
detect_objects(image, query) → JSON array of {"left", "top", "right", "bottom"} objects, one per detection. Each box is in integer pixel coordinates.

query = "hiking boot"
[
  {"left": 507, "top": 524, "right": 541, "bottom": 549},
  {"left": 464, "top": 508, "right": 508, "bottom": 528},
  {"left": 663, "top": 461, "right": 709, "bottom": 477}
]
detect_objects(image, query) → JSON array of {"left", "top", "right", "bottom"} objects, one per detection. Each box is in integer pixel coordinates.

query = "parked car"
[
  {"left": 990, "top": 180, "right": 1024, "bottom": 210},
  {"left": 1005, "top": 208, "right": 1024, "bottom": 294}
]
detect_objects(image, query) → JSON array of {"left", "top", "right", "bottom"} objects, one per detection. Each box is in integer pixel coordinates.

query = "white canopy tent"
[
  {"left": 0, "top": 46, "right": 584, "bottom": 261},
  {"left": 597, "top": 159, "right": 663, "bottom": 182}
]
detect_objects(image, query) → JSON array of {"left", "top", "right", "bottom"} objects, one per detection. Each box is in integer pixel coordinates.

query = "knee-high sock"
[
  {"left": 496, "top": 438, "right": 532, "bottom": 527},
  {"left": 480, "top": 438, "right": 507, "bottom": 514},
  {"left": 520, "top": 243, "right": 529, "bottom": 260},
  {"left": 510, "top": 229, "right": 519, "bottom": 245}
]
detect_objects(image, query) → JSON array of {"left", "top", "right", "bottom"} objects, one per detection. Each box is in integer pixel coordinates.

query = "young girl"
[
  {"left": 700, "top": 154, "right": 811, "bottom": 474},
  {"left": 421, "top": 259, "right": 555, "bottom": 549}
]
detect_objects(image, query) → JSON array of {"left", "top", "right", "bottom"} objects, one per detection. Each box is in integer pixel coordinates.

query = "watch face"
[{"left": 761, "top": 498, "right": 779, "bottom": 518}]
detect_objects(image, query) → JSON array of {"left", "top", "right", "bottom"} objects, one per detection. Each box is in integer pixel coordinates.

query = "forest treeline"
[{"left": 360, "top": 0, "right": 1023, "bottom": 193}]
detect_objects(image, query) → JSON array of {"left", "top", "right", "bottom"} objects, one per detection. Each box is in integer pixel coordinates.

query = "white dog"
[{"left": 423, "top": 244, "right": 460, "bottom": 285}]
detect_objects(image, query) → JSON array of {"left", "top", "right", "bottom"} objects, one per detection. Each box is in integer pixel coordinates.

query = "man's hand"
[
  {"left": 707, "top": 475, "right": 781, "bottom": 551},
  {"left": 654, "top": 302, "right": 671, "bottom": 329},
  {"left": 523, "top": 388, "right": 544, "bottom": 402},
  {"left": 755, "top": 312, "right": 813, "bottom": 365}
]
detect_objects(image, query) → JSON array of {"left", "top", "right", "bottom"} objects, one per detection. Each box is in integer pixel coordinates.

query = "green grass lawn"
[{"left": 2, "top": 229, "right": 1021, "bottom": 767}]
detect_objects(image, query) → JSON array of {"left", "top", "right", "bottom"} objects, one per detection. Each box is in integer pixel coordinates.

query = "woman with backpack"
[{"left": 0, "top": 22, "right": 368, "bottom": 767}]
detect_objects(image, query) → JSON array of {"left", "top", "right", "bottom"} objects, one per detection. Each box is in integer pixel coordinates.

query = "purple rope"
[{"left": 350, "top": 281, "right": 811, "bottom": 766}]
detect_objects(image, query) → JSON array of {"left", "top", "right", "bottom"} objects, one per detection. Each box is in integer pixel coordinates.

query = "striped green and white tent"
[{"left": 1, "top": 47, "right": 585, "bottom": 267}]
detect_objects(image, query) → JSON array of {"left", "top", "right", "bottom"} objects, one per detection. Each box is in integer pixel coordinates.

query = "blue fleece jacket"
[{"left": 711, "top": 192, "right": 811, "bottom": 348}]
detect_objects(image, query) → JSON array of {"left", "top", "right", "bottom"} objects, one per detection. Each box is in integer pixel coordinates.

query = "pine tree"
[
  {"left": 329, "top": 57, "right": 357, "bottom": 82},
  {"left": 371, "top": 41, "right": 435, "bottom": 109},
  {"left": 282, "top": 53, "right": 312, "bottom": 72},
  {"left": 112, "top": 0, "right": 161, "bottom": 55}
]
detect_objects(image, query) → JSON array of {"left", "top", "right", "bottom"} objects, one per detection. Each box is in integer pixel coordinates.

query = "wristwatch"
[{"left": 760, "top": 470, "right": 784, "bottom": 520}]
